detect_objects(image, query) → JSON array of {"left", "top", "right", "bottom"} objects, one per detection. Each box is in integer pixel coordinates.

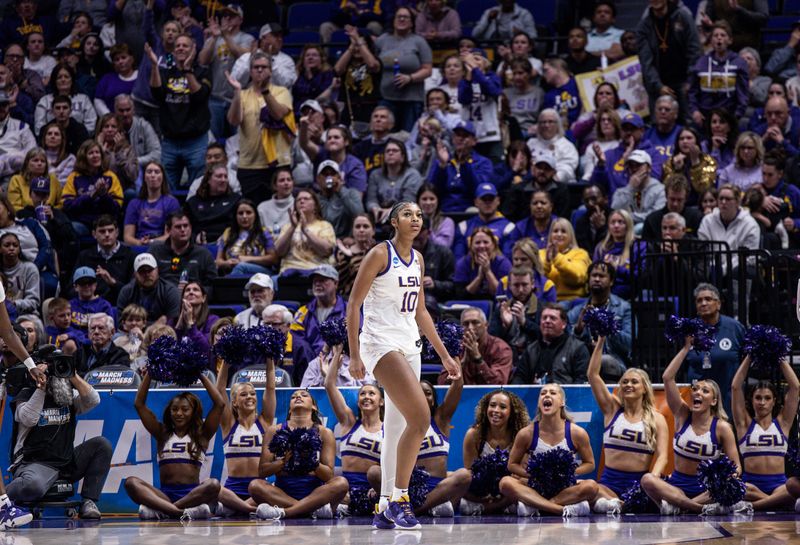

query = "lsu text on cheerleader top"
[
  {"left": 336, "top": 420, "right": 382, "bottom": 462},
  {"left": 673, "top": 415, "right": 720, "bottom": 462},
  {"left": 738, "top": 419, "right": 788, "bottom": 458},
  {"left": 158, "top": 433, "right": 205, "bottom": 467},
  {"left": 603, "top": 409, "right": 655, "bottom": 455},
  {"left": 529, "top": 420, "right": 576, "bottom": 455},
  {"left": 223, "top": 420, "right": 265, "bottom": 459},
  {"left": 360, "top": 241, "right": 422, "bottom": 355},
  {"left": 418, "top": 418, "right": 449, "bottom": 459}
]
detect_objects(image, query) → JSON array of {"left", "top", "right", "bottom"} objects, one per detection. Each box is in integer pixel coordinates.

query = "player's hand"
[
  {"left": 349, "top": 355, "right": 366, "bottom": 380},
  {"left": 442, "top": 355, "right": 461, "bottom": 381},
  {"left": 29, "top": 366, "right": 46, "bottom": 389}
]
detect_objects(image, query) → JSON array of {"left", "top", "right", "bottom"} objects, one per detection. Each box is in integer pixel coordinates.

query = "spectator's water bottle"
[
  {"left": 179, "top": 269, "right": 188, "bottom": 284},
  {"left": 393, "top": 58, "right": 400, "bottom": 77}
]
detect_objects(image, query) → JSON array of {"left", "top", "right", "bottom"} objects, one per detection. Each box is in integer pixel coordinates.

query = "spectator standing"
[
  {"left": 93, "top": 44, "right": 138, "bottom": 116},
  {"left": 472, "top": 0, "right": 537, "bottom": 42}
]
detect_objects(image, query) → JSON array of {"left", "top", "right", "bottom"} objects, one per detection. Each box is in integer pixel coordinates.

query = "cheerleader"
[
  {"left": 589, "top": 337, "right": 669, "bottom": 514},
  {"left": 461, "top": 389, "right": 530, "bottom": 515},
  {"left": 499, "top": 384, "right": 597, "bottom": 517},
  {"left": 732, "top": 355, "right": 798, "bottom": 510},
  {"left": 366, "top": 378, "right": 471, "bottom": 516},
  {"left": 325, "top": 345, "right": 384, "bottom": 516},
  {"left": 126, "top": 370, "right": 226, "bottom": 520},
  {"left": 640, "top": 337, "right": 751, "bottom": 515},
  {"left": 251, "top": 389, "right": 349, "bottom": 519},
  {"left": 213, "top": 356, "right": 277, "bottom": 515},
  {"left": 347, "top": 201, "right": 461, "bottom": 530}
]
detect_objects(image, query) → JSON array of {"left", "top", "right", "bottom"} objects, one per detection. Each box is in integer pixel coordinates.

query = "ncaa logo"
[
  {"left": 719, "top": 338, "right": 732, "bottom": 351},
  {"left": 392, "top": 256, "right": 400, "bottom": 268}
]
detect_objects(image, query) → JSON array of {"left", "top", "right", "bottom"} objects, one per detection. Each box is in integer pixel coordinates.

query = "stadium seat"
[
  {"left": 283, "top": 30, "right": 322, "bottom": 57},
  {"left": 287, "top": 2, "right": 332, "bottom": 30},
  {"left": 210, "top": 275, "right": 250, "bottom": 305},
  {"left": 519, "top": 0, "right": 556, "bottom": 29},
  {"left": 273, "top": 300, "right": 301, "bottom": 313},
  {"left": 85, "top": 365, "right": 141, "bottom": 390},
  {"left": 441, "top": 300, "right": 493, "bottom": 321},
  {"left": 209, "top": 304, "right": 245, "bottom": 318},
  {"left": 456, "top": 0, "right": 486, "bottom": 26}
]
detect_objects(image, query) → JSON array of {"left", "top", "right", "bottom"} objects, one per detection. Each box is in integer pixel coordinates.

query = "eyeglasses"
[
  {"left": 252, "top": 65, "right": 269, "bottom": 71},
  {"left": 396, "top": 14, "right": 411, "bottom": 20}
]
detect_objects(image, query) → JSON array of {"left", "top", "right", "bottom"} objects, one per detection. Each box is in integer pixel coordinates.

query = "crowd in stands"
[{"left": 0, "top": 0, "right": 796, "bottom": 390}]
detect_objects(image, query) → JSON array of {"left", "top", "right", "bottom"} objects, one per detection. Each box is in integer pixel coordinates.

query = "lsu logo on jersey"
[
  {"left": 398, "top": 276, "right": 420, "bottom": 287},
  {"left": 344, "top": 435, "right": 381, "bottom": 456},
  {"left": 229, "top": 435, "right": 262, "bottom": 449},
  {"left": 608, "top": 427, "right": 647, "bottom": 446},
  {"left": 681, "top": 440, "right": 717, "bottom": 458},
  {"left": 744, "top": 434, "right": 786, "bottom": 448}
]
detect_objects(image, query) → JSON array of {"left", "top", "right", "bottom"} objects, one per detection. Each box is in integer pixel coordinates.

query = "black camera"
[{"left": 37, "top": 345, "right": 75, "bottom": 379}]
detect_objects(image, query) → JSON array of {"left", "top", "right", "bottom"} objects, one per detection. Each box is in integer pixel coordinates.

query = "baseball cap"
[
  {"left": 220, "top": 3, "right": 244, "bottom": 17},
  {"left": 244, "top": 272, "right": 273, "bottom": 291},
  {"left": 533, "top": 149, "right": 557, "bottom": 169},
  {"left": 300, "top": 99, "right": 323, "bottom": 114},
  {"left": 134, "top": 253, "right": 157, "bottom": 272},
  {"left": 317, "top": 159, "right": 341, "bottom": 176},
  {"left": 259, "top": 22, "right": 284, "bottom": 37},
  {"left": 627, "top": 149, "right": 652, "bottom": 166},
  {"left": 30, "top": 175, "right": 50, "bottom": 194},
  {"left": 72, "top": 266, "right": 96, "bottom": 284},
  {"left": 475, "top": 182, "right": 498, "bottom": 199},
  {"left": 621, "top": 112, "right": 644, "bottom": 128},
  {"left": 453, "top": 120, "right": 476, "bottom": 136},
  {"left": 312, "top": 264, "right": 339, "bottom": 281}
]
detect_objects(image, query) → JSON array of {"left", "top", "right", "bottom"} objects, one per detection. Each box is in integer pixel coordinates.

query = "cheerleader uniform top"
[
  {"left": 603, "top": 409, "right": 655, "bottom": 455},
  {"left": 223, "top": 420, "right": 265, "bottom": 459},
  {"left": 738, "top": 419, "right": 788, "bottom": 458},
  {"left": 336, "top": 420, "right": 382, "bottom": 462},
  {"left": 673, "top": 415, "right": 720, "bottom": 462},
  {"left": 158, "top": 433, "right": 205, "bottom": 467},
  {"left": 418, "top": 419, "right": 450, "bottom": 459},
  {"left": 529, "top": 420, "right": 576, "bottom": 455}
]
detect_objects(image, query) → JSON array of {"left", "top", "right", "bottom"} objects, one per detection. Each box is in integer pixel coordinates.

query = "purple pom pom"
[
  {"left": 621, "top": 481, "right": 657, "bottom": 513},
  {"left": 146, "top": 335, "right": 207, "bottom": 386},
  {"left": 409, "top": 466, "right": 431, "bottom": 509},
  {"left": 742, "top": 325, "right": 791, "bottom": 376},
  {"left": 697, "top": 455, "right": 746, "bottom": 506},
  {"left": 526, "top": 447, "right": 577, "bottom": 499},
  {"left": 423, "top": 320, "right": 464, "bottom": 361},
  {"left": 268, "top": 426, "right": 322, "bottom": 476},
  {"left": 664, "top": 315, "right": 716, "bottom": 352},
  {"left": 319, "top": 317, "right": 348, "bottom": 350},
  {"left": 347, "top": 487, "right": 376, "bottom": 516},
  {"left": 469, "top": 448, "right": 510, "bottom": 498},
  {"left": 249, "top": 324, "right": 286, "bottom": 363},
  {"left": 583, "top": 307, "right": 621, "bottom": 337},
  {"left": 146, "top": 335, "right": 180, "bottom": 383},
  {"left": 213, "top": 325, "right": 252, "bottom": 370}
]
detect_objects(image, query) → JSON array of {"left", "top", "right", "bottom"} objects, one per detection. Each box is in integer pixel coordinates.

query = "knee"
[
  {"left": 124, "top": 477, "right": 141, "bottom": 494},
  {"left": 787, "top": 477, "right": 800, "bottom": 497},
  {"left": 204, "top": 478, "right": 221, "bottom": 495},
  {"left": 452, "top": 468, "right": 472, "bottom": 488},
  {"left": 10, "top": 478, "right": 49, "bottom": 502},
  {"left": 88, "top": 436, "right": 113, "bottom": 457},
  {"left": 579, "top": 479, "right": 599, "bottom": 498},
  {"left": 330, "top": 477, "right": 349, "bottom": 495},
  {"left": 640, "top": 473, "right": 658, "bottom": 493},
  {"left": 248, "top": 479, "right": 268, "bottom": 497},
  {"left": 498, "top": 476, "right": 516, "bottom": 497}
]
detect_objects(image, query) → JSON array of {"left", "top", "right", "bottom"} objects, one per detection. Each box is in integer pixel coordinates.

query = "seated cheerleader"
[
  {"left": 213, "top": 356, "right": 277, "bottom": 515},
  {"left": 732, "top": 355, "right": 798, "bottom": 511},
  {"left": 126, "top": 369, "right": 226, "bottom": 520},
  {"left": 499, "top": 384, "right": 598, "bottom": 517},
  {"left": 460, "top": 389, "right": 530, "bottom": 515},
  {"left": 589, "top": 337, "right": 669, "bottom": 514},
  {"left": 367, "top": 378, "right": 472, "bottom": 517},
  {"left": 640, "top": 337, "right": 750, "bottom": 515},
  {"left": 324, "top": 345, "right": 384, "bottom": 516},
  {"left": 251, "top": 389, "right": 349, "bottom": 519}
]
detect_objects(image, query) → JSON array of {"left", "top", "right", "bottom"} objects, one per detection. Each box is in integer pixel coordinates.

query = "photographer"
[
  {"left": 315, "top": 160, "right": 364, "bottom": 239},
  {"left": 6, "top": 345, "right": 111, "bottom": 519}
]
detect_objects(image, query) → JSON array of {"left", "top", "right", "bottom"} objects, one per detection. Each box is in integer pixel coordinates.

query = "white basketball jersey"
[{"left": 360, "top": 241, "right": 422, "bottom": 354}]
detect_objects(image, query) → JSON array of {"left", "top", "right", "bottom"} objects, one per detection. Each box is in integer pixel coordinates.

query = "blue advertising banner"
[{"left": 0, "top": 385, "right": 609, "bottom": 514}]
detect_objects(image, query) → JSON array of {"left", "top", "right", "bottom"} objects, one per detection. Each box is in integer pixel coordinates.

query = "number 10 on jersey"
[{"left": 401, "top": 291, "right": 419, "bottom": 313}]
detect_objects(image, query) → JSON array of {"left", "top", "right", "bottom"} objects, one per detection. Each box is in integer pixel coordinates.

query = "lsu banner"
[
  {"left": 575, "top": 56, "right": 650, "bottom": 119},
  {"left": 0, "top": 385, "right": 678, "bottom": 514}
]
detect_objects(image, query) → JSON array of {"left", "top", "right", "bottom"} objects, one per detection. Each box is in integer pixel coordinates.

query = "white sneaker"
[
  {"left": 255, "top": 504, "right": 285, "bottom": 521},
  {"left": 138, "top": 505, "right": 166, "bottom": 520},
  {"left": 796, "top": 498, "right": 800, "bottom": 513},
  {"left": 429, "top": 501, "right": 454, "bottom": 517},
  {"left": 731, "top": 501, "right": 753, "bottom": 515},
  {"left": 336, "top": 504, "right": 350, "bottom": 517},
  {"left": 593, "top": 498, "right": 622, "bottom": 515},
  {"left": 459, "top": 498, "right": 483, "bottom": 516},
  {"left": 517, "top": 501, "right": 539, "bottom": 517},
  {"left": 311, "top": 504, "right": 333, "bottom": 519},
  {"left": 701, "top": 503, "right": 725, "bottom": 516},
  {"left": 503, "top": 503, "right": 516, "bottom": 515},
  {"left": 660, "top": 500, "right": 681, "bottom": 515},
  {"left": 181, "top": 504, "right": 211, "bottom": 521},
  {"left": 562, "top": 500, "right": 590, "bottom": 518}
]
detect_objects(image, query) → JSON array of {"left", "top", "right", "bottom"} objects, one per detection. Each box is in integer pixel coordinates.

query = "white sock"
[
  {"left": 0, "top": 494, "right": 10, "bottom": 508},
  {"left": 380, "top": 391, "right": 405, "bottom": 498},
  {"left": 378, "top": 496, "right": 390, "bottom": 512},
  {"left": 391, "top": 487, "right": 409, "bottom": 502}
]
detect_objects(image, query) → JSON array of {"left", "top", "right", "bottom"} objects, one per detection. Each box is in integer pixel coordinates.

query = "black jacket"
[
  {"left": 149, "top": 239, "right": 218, "bottom": 293},
  {"left": 116, "top": 277, "right": 181, "bottom": 324},
  {"left": 421, "top": 239, "right": 455, "bottom": 302},
  {"left": 511, "top": 333, "right": 589, "bottom": 385},
  {"left": 76, "top": 342, "right": 130, "bottom": 376},
  {"left": 74, "top": 244, "right": 136, "bottom": 305}
]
